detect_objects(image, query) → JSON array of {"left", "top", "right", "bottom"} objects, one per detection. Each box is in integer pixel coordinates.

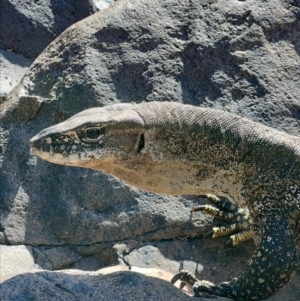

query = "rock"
[
  {"left": 92, "top": 0, "right": 117, "bottom": 10},
  {"left": 0, "top": 0, "right": 97, "bottom": 59},
  {"left": 0, "top": 269, "right": 198, "bottom": 301},
  {"left": 1, "top": 244, "right": 299, "bottom": 300},
  {"left": 123, "top": 244, "right": 200, "bottom": 273},
  {"left": 69, "top": 256, "right": 104, "bottom": 271},
  {"left": 3, "top": 0, "right": 300, "bottom": 132},
  {"left": 0, "top": 50, "right": 32, "bottom": 97},
  {"left": 0, "top": 245, "right": 42, "bottom": 282},
  {"left": 0, "top": 231, "right": 6, "bottom": 244},
  {"left": 0, "top": 0, "right": 300, "bottom": 300},
  {"left": 0, "top": 96, "right": 6, "bottom": 106},
  {"left": 32, "top": 246, "right": 83, "bottom": 270}
]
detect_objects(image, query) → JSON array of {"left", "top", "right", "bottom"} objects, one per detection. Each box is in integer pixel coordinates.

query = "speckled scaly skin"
[{"left": 30, "top": 101, "right": 300, "bottom": 300}]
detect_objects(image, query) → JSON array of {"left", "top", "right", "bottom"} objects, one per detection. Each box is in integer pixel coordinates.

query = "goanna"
[{"left": 30, "top": 101, "right": 300, "bottom": 300}]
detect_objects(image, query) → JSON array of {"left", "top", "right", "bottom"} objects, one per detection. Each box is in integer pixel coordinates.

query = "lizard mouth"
[
  {"left": 30, "top": 134, "right": 52, "bottom": 154},
  {"left": 30, "top": 145, "right": 38, "bottom": 154},
  {"left": 30, "top": 135, "right": 44, "bottom": 155},
  {"left": 30, "top": 135, "right": 67, "bottom": 162}
]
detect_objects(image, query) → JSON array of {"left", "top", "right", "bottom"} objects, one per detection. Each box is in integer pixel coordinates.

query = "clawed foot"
[
  {"left": 171, "top": 270, "right": 216, "bottom": 298},
  {"left": 192, "top": 194, "right": 252, "bottom": 246}
]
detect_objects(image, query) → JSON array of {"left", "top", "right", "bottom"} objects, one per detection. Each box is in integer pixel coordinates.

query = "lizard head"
[{"left": 30, "top": 104, "right": 145, "bottom": 169}]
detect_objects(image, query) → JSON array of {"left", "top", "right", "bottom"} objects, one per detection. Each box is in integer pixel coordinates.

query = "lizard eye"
[{"left": 85, "top": 127, "right": 105, "bottom": 140}]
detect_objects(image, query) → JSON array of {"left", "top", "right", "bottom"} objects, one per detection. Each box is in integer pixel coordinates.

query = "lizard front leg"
[{"left": 172, "top": 213, "right": 298, "bottom": 300}]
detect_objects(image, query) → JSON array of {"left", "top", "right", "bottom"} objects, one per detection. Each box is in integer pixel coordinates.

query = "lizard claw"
[
  {"left": 179, "top": 281, "right": 187, "bottom": 290},
  {"left": 192, "top": 194, "right": 253, "bottom": 247},
  {"left": 171, "top": 270, "right": 198, "bottom": 287},
  {"left": 172, "top": 271, "right": 218, "bottom": 298},
  {"left": 203, "top": 230, "right": 213, "bottom": 238},
  {"left": 224, "top": 238, "right": 233, "bottom": 248}
]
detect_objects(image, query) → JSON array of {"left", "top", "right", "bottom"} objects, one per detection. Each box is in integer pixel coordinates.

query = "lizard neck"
[
  {"left": 131, "top": 102, "right": 300, "bottom": 202},
  {"left": 96, "top": 102, "right": 247, "bottom": 201}
]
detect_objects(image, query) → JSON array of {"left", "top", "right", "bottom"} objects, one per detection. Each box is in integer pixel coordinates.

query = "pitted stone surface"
[{"left": 0, "top": 0, "right": 300, "bottom": 300}]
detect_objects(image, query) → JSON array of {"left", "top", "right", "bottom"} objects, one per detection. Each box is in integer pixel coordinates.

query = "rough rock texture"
[
  {"left": 2, "top": 269, "right": 296, "bottom": 301},
  {"left": 0, "top": 269, "right": 199, "bottom": 301},
  {"left": 1, "top": 0, "right": 300, "bottom": 300},
  {"left": 1, "top": 244, "right": 299, "bottom": 301},
  {"left": 0, "top": 50, "right": 32, "bottom": 97},
  {"left": 0, "top": 0, "right": 97, "bottom": 59},
  {"left": 3, "top": 0, "right": 300, "bottom": 132},
  {"left": 93, "top": 0, "right": 117, "bottom": 10},
  {"left": 0, "top": 245, "right": 41, "bottom": 282}
]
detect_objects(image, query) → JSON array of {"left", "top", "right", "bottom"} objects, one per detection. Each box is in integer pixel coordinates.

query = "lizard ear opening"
[{"left": 137, "top": 133, "right": 145, "bottom": 153}]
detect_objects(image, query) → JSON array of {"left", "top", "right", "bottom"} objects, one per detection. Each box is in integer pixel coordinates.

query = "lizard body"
[{"left": 30, "top": 101, "right": 300, "bottom": 300}]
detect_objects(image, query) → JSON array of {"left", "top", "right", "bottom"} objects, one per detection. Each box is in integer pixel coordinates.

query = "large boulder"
[
  {"left": 0, "top": 244, "right": 299, "bottom": 301},
  {"left": 2, "top": 0, "right": 300, "bottom": 132},
  {"left": 0, "top": 0, "right": 97, "bottom": 59},
  {"left": 0, "top": 268, "right": 198, "bottom": 301},
  {"left": 0, "top": 0, "right": 300, "bottom": 300}
]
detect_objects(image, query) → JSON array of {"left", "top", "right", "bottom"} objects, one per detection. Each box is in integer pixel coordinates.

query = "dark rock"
[
  {"left": 69, "top": 256, "right": 103, "bottom": 271},
  {"left": 3, "top": 0, "right": 300, "bottom": 132},
  {"left": 0, "top": 270, "right": 197, "bottom": 301},
  {"left": 32, "top": 246, "right": 83, "bottom": 270},
  {"left": 1, "top": 244, "right": 299, "bottom": 301},
  {"left": 0, "top": 95, "right": 6, "bottom": 105},
  {"left": 0, "top": 0, "right": 300, "bottom": 300},
  {"left": 0, "top": 0, "right": 97, "bottom": 59},
  {"left": 0, "top": 231, "right": 6, "bottom": 244}
]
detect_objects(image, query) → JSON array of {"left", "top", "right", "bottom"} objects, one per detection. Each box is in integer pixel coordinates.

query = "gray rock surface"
[
  {"left": 0, "top": 245, "right": 42, "bottom": 282},
  {"left": 3, "top": 0, "right": 300, "bottom": 132},
  {"left": 1, "top": 268, "right": 298, "bottom": 301},
  {"left": 0, "top": 270, "right": 198, "bottom": 301},
  {"left": 0, "top": 50, "right": 33, "bottom": 97},
  {"left": 0, "top": 0, "right": 97, "bottom": 59},
  {"left": 0, "top": 0, "right": 300, "bottom": 300},
  {"left": 93, "top": 0, "right": 117, "bottom": 10}
]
